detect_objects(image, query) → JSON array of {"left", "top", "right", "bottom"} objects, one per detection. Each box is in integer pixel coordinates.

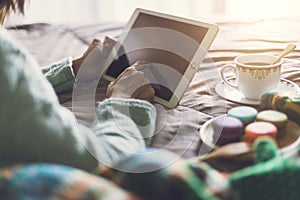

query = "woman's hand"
[
  {"left": 72, "top": 37, "right": 116, "bottom": 82},
  {"left": 106, "top": 61, "right": 155, "bottom": 102}
]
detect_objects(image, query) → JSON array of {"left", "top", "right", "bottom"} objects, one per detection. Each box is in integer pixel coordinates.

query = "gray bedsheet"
[{"left": 7, "top": 19, "right": 300, "bottom": 171}]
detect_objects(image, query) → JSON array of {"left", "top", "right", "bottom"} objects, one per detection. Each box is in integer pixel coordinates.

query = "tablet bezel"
[{"left": 103, "top": 8, "right": 219, "bottom": 108}]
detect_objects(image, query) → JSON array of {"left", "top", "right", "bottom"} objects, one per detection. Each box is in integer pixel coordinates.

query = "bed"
[{"left": 7, "top": 18, "right": 300, "bottom": 173}]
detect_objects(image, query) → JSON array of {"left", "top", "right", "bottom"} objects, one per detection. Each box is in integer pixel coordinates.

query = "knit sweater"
[{"left": 0, "top": 26, "right": 157, "bottom": 171}]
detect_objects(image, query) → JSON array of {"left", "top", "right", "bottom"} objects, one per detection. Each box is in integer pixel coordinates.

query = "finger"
[
  {"left": 104, "top": 36, "right": 117, "bottom": 46},
  {"left": 103, "top": 39, "right": 117, "bottom": 55},
  {"left": 108, "top": 81, "right": 114, "bottom": 87},
  {"left": 113, "top": 66, "right": 137, "bottom": 83},
  {"left": 139, "top": 86, "right": 155, "bottom": 99},
  {"left": 104, "top": 36, "right": 117, "bottom": 43},
  {"left": 131, "top": 77, "right": 153, "bottom": 94},
  {"left": 113, "top": 61, "right": 147, "bottom": 83},
  {"left": 106, "top": 81, "right": 115, "bottom": 98},
  {"left": 83, "top": 39, "right": 102, "bottom": 57},
  {"left": 92, "top": 38, "right": 101, "bottom": 45},
  {"left": 132, "top": 85, "right": 155, "bottom": 101},
  {"left": 131, "top": 61, "right": 149, "bottom": 70}
]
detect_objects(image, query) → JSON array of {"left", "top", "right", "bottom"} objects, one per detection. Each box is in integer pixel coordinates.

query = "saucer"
[
  {"left": 200, "top": 115, "right": 300, "bottom": 160},
  {"left": 215, "top": 78, "right": 300, "bottom": 105}
]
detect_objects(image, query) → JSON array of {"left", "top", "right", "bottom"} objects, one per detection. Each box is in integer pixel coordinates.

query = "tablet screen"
[{"left": 105, "top": 12, "right": 209, "bottom": 101}]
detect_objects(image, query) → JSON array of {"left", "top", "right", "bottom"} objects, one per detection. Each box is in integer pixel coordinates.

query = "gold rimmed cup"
[{"left": 220, "top": 54, "right": 283, "bottom": 100}]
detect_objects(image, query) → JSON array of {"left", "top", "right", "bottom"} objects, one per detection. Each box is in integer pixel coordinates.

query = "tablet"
[{"left": 103, "top": 8, "right": 219, "bottom": 108}]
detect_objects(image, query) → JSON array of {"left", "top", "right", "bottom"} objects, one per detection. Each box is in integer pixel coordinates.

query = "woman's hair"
[{"left": 0, "top": 0, "right": 25, "bottom": 24}]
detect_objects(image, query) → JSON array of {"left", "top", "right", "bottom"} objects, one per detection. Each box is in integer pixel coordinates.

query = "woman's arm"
[
  {"left": 85, "top": 62, "right": 157, "bottom": 166},
  {"left": 41, "top": 57, "right": 75, "bottom": 94},
  {"left": 0, "top": 25, "right": 156, "bottom": 171},
  {"left": 92, "top": 98, "right": 157, "bottom": 166},
  {"left": 41, "top": 38, "right": 115, "bottom": 94}
]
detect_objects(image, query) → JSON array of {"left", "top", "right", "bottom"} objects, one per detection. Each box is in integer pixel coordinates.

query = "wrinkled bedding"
[{"left": 7, "top": 18, "right": 300, "bottom": 171}]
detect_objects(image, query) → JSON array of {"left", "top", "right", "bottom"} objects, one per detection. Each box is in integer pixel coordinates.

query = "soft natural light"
[
  {"left": 5, "top": 0, "right": 300, "bottom": 25},
  {"left": 226, "top": 0, "right": 300, "bottom": 19}
]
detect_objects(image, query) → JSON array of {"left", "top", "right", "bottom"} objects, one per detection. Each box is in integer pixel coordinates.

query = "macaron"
[
  {"left": 256, "top": 110, "right": 288, "bottom": 129},
  {"left": 211, "top": 115, "right": 244, "bottom": 146},
  {"left": 227, "top": 106, "right": 258, "bottom": 125},
  {"left": 256, "top": 110, "right": 288, "bottom": 137},
  {"left": 244, "top": 122, "right": 278, "bottom": 144}
]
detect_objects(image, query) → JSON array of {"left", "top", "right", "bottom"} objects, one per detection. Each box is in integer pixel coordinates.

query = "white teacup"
[{"left": 220, "top": 54, "right": 283, "bottom": 100}]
